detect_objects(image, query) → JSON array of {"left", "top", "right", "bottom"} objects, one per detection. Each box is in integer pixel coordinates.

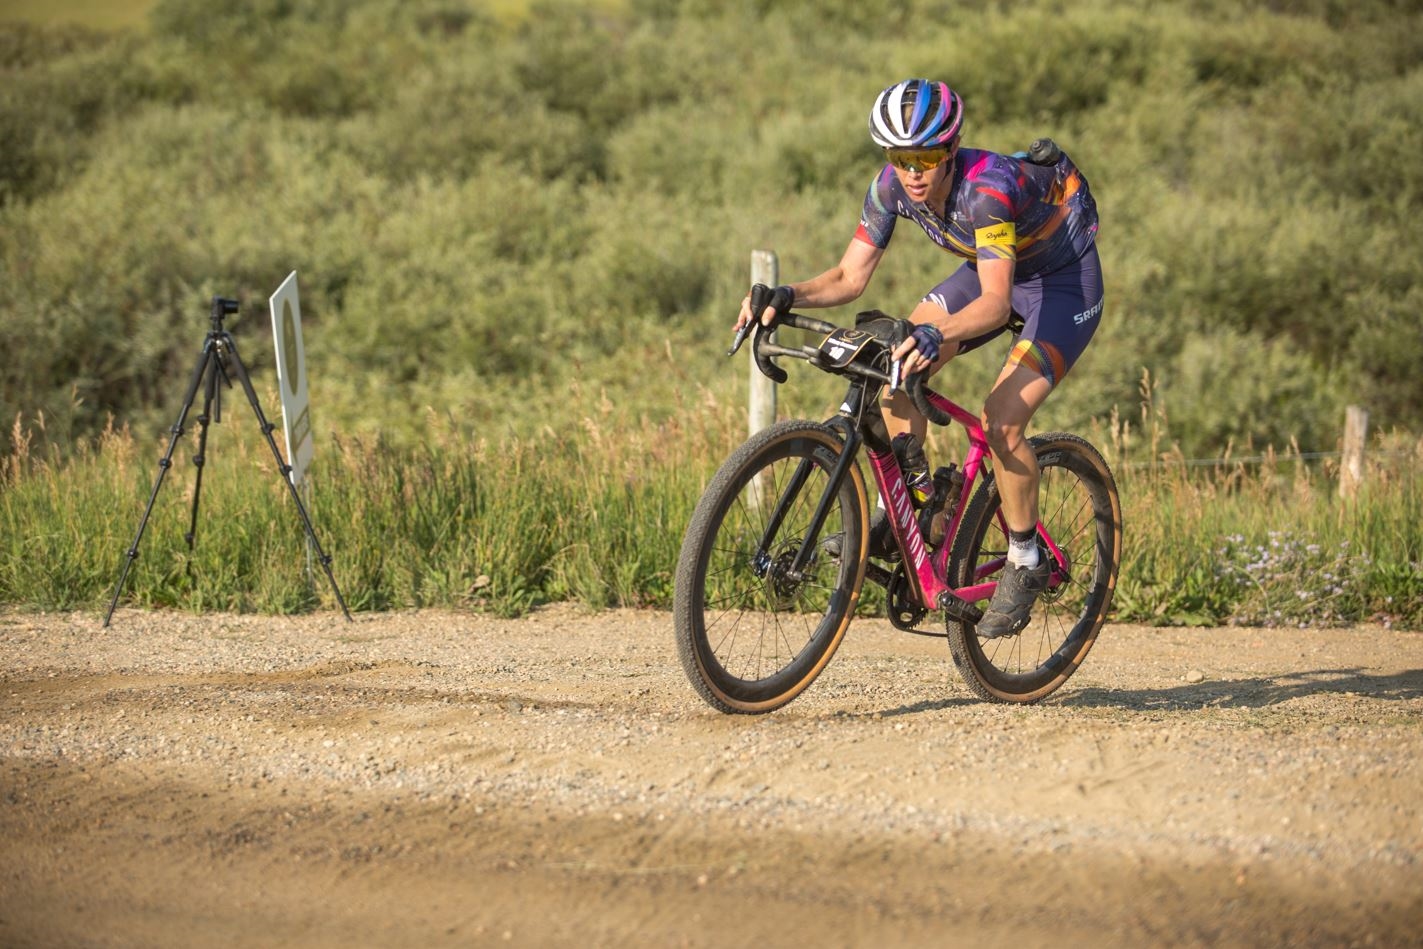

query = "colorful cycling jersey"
[{"left": 853, "top": 147, "right": 1099, "bottom": 281}]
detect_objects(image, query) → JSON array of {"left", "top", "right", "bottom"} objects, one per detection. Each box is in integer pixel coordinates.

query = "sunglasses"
[{"left": 884, "top": 147, "right": 952, "bottom": 173}]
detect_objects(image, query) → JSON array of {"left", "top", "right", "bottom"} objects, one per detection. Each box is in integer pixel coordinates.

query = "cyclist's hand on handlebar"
[
  {"left": 734, "top": 284, "right": 796, "bottom": 333},
  {"left": 893, "top": 322, "right": 944, "bottom": 377}
]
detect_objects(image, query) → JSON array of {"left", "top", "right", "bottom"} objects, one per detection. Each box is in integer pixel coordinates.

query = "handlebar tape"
[
  {"left": 906, "top": 370, "right": 951, "bottom": 426},
  {"left": 753, "top": 320, "right": 788, "bottom": 384}
]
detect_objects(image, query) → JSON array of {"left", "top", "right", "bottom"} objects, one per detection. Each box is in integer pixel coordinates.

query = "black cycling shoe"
[
  {"left": 866, "top": 509, "right": 896, "bottom": 560},
  {"left": 975, "top": 557, "right": 1050, "bottom": 638},
  {"left": 821, "top": 509, "right": 898, "bottom": 562}
]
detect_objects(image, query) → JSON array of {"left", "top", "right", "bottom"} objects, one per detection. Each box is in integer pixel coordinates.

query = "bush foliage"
[
  {"left": 2, "top": 0, "right": 1420, "bottom": 458},
  {"left": 3, "top": 0, "right": 1422, "bottom": 627}
]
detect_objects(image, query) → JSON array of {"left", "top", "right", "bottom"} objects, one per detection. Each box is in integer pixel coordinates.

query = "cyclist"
[{"left": 733, "top": 78, "right": 1103, "bottom": 638}]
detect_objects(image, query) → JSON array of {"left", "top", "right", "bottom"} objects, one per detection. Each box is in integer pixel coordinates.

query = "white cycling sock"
[{"left": 1007, "top": 533, "right": 1040, "bottom": 568}]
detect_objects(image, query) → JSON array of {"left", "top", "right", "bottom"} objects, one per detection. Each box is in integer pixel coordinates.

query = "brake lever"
[
  {"left": 888, "top": 356, "right": 902, "bottom": 394},
  {"left": 727, "top": 319, "right": 754, "bottom": 357}
]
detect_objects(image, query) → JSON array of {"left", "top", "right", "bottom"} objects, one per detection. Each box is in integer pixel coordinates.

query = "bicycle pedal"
[{"left": 938, "top": 591, "right": 983, "bottom": 625}]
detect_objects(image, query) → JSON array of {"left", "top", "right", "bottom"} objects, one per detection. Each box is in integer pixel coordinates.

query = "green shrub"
[{"left": 3, "top": 0, "right": 1422, "bottom": 469}]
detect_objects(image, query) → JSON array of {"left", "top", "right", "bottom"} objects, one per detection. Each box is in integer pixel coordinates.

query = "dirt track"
[{"left": 2, "top": 606, "right": 1421, "bottom": 948}]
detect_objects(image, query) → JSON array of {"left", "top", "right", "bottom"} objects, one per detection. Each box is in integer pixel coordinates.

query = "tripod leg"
[
  {"left": 218, "top": 333, "right": 353, "bottom": 621},
  {"left": 104, "top": 340, "right": 217, "bottom": 627},
  {"left": 184, "top": 352, "right": 223, "bottom": 555}
]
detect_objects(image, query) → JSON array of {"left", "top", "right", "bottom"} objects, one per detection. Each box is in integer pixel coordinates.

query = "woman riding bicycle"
[{"left": 734, "top": 78, "right": 1103, "bottom": 639}]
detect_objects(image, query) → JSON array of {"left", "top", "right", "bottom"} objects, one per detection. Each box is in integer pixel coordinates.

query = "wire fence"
[{"left": 1118, "top": 449, "right": 1414, "bottom": 471}]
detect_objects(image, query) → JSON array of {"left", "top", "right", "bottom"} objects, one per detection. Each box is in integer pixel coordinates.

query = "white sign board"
[{"left": 269, "top": 271, "right": 314, "bottom": 487}]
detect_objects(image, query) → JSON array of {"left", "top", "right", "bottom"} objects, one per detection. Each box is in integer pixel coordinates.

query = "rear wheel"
[
  {"left": 674, "top": 420, "right": 869, "bottom": 713},
  {"left": 946, "top": 433, "right": 1121, "bottom": 703}
]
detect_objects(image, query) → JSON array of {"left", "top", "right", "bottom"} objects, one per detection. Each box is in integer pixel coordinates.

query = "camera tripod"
[{"left": 104, "top": 296, "right": 351, "bottom": 627}]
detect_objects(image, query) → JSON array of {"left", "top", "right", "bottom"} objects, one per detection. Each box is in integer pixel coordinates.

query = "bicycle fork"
[{"left": 750, "top": 417, "right": 862, "bottom": 584}]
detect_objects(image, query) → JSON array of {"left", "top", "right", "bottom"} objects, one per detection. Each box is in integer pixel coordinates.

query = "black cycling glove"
[
  {"left": 908, "top": 323, "right": 944, "bottom": 364},
  {"left": 751, "top": 283, "right": 795, "bottom": 317}
]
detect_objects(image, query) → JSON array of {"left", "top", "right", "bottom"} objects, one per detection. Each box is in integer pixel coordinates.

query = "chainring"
[{"left": 885, "top": 564, "right": 928, "bottom": 631}]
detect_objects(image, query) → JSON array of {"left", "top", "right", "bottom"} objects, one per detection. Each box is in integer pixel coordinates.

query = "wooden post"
[
  {"left": 749, "top": 250, "right": 778, "bottom": 437},
  {"left": 1339, "top": 404, "right": 1368, "bottom": 500}
]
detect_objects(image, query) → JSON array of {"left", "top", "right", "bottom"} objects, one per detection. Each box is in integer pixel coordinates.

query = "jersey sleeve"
[
  {"left": 962, "top": 155, "right": 1022, "bottom": 265},
  {"left": 853, "top": 166, "right": 898, "bottom": 249}
]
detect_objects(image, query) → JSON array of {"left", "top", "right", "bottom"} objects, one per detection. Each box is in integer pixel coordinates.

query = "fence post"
[
  {"left": 1339, "top": 404, "right": 1368, "bottom": 500},
  {"left": 749, "top": 250, "right": 778, "bottom": 437}
]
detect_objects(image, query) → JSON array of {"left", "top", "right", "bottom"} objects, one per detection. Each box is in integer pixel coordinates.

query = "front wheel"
[
  {"left": 946, "top": 433, "right": 1122, "bottom": 703},
  {"left": 674, "top": 420, "right": 870, "bottom": 714}
]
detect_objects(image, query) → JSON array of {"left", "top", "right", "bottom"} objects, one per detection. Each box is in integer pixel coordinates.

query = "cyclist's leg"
[
  {"left": 978, "top": 245, "right": 1105, "bottom": 636},
  {"left": 987, "top": 243, "right": 1105, "bottom": 521},
  {"left": 880, "top": 264, "right": 1008, "bottom": 445},
  {"left": 983, "top": 364, "right": 1053, "bottom": 532}
]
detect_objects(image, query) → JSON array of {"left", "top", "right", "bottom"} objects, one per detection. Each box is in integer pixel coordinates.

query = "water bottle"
[
  {"left": 891, "top": 433, "right": 932, "bottom": 508},
  {"left": 1027, "top": 137, "right": 1061, "bottom": 165},
  {"left": 922, "top": 464, "right": 965, "bottom": 548}
]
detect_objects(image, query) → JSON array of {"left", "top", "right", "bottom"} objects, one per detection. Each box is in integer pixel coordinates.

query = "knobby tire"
[
  {"left": 945, "top": 433, "right": 1122, "bottom": 703},
  {"left": 674, "top": 420, "right": 870, "bottom": 714}
]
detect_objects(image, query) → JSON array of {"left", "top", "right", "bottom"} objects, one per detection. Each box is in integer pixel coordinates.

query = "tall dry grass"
[{"left": 3, "top": 384, "right": 1419, "bottom": 627}]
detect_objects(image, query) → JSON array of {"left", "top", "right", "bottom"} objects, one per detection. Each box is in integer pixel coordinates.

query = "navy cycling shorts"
[{"left": 922, "top": 242, "right": 1104, "bottom": 387}]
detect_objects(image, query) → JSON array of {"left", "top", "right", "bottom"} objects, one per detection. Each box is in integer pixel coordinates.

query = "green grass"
[
  {"left": 0, "top": 399, "right": 742, "bottom": 617},
  {"left": 3, "top": 401, "right": 1419, "bottom": 628},
  {"left": 1089, "top": 377, "right": 1423, "bottom": 629}
]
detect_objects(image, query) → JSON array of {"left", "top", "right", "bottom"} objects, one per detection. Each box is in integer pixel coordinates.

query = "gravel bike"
[{"left": 674, "top": 287, "right": 1122, "bottom": 713}]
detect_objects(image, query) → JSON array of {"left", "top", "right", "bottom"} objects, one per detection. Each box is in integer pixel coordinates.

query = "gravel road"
[{"left": 3, "top": 606, "right": 1421, "bottom": 947}]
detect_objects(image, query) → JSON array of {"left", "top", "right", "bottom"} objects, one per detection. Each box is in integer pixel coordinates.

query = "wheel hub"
[
  {"left": 1042, "top": 547, "right": 1074, "bottom": 603},
  {"left": 762, "top": 543, "right": 810, "bottom": 607}
]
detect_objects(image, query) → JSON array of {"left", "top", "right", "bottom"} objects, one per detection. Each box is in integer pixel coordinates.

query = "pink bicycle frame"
[{"left": 865, "top": 387, "right": 1066, "bottom": 612}]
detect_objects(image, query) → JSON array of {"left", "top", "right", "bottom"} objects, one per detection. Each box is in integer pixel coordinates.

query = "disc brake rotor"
[{"left": 763, "top": 543, "right": 809, "bottom": 608}]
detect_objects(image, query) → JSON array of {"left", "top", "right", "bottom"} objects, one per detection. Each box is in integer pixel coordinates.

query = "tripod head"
[{"left": 210, "top": 296, "right": 239, "bottom": 333}]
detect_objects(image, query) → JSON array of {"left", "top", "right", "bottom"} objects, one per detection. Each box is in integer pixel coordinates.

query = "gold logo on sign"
[{"left": 282, "top": 300, "right": 300, "bottom": 396}]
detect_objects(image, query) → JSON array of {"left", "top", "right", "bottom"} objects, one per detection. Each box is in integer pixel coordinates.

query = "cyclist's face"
[{"left": 888, "top": 142, "right": 956, "bottom": 204}]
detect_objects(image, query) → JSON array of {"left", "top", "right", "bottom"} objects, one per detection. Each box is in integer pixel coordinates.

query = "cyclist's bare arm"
[{"left": 735, "top": 238, "right": 885, "bottom": 332}]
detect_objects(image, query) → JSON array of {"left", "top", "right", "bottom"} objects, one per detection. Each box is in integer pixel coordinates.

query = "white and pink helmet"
[{"left": 868, "top": 79, "right": 965, "bottom": 148}]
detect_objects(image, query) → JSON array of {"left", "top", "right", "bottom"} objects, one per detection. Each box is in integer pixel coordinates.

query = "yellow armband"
[{"left": 974, "top": 221, "right": 1017, "bottom": 261}]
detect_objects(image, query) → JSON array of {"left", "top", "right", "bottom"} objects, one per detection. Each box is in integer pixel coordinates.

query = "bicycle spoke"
[
  {"left": 675, "top": 420, "right": 867, "bottom": 710},
  {"left": 946, "top": 435, "right": 1120, "bottom": 703}
]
